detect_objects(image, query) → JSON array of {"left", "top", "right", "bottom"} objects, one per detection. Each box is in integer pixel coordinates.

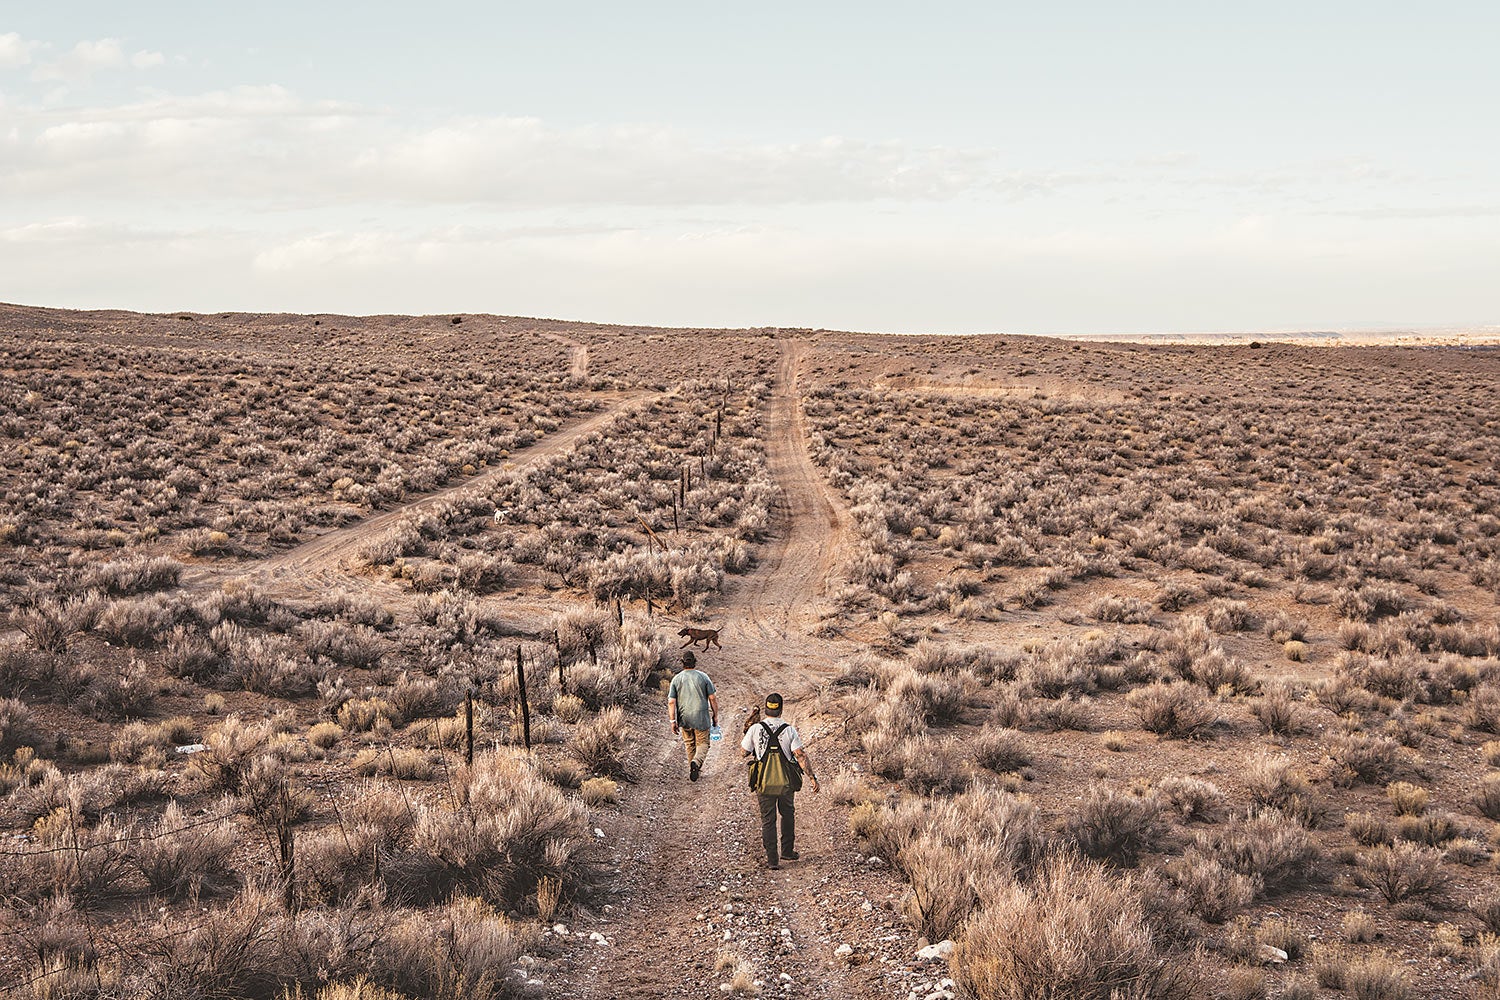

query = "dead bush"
[
  {"left": 1065, "top": 784, "right": 1167, "bottom": 866},
  {"left": 1475, "top": 774, "right": 1500, "bottom": 820},
  {"left": 1385, "top": 781, "right": 1428, "bottom": 817},
  {"left": 569, "top": 705, "right": 628, "bottom": 778},
  {"left": 1354, "top": 842, "right": 1447, "bottom": 904},
  {"left": 1156, "top": 775, "right": 1224, "bottom": 822},
  {"left": 1196, "top": 808, "right": 1318, "bottom": 897},
  {"left": 954, "top": 853, "right": 1200, "bottom": 1000},
  {"left": 0, "top": 695, "right": 35, "bottom": 752},
  {"left": 973, "top": 726, "right": 1030, "bottom": 773},
  {"left": 1128, "top": 681, "right": 1217, "bottom": 739},
  {"left": 1166, "top": 850, "right": 1255, "bottom": 923},
  {"left": 11, "top": 596, "right": 104, "bottom": 654},
  {"left": 389, "top": 752, "right": 588, "bottom": 909},
  {"left": 1251, "top": 683, "right": 1300, "bottom": 735},
  {"left": 1328, "top": 733, "right": 1401, "bottom": 784},
  {"left": 1343, "top": 950, "right": 1410, "bottom": 1000},
  {"left": 132, "top": 798, "right": 239, "bottom": 899}
]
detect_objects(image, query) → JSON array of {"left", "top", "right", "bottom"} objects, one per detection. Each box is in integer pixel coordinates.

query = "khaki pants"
[{"left": 680, "top": 728, "right": 710, "bottom": 766}]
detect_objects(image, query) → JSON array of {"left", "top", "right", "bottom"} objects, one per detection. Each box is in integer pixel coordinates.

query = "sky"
[{"left": 2, "top": 2, "right": 1497, "bottom": 335}]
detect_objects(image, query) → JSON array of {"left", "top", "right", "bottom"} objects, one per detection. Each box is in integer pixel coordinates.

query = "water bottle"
[{"left": 710, "top": 724, "right": 723, "bottom": 742}]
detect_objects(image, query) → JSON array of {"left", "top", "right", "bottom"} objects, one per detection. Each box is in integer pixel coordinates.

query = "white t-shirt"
[{"left": 741, "top": 719, "right": 804, "bottom": 760}]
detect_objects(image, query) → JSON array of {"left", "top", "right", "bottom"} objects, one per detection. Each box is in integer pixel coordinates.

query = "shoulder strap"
[{"left": 758, "top": 721, "right": 790, "bottom": 759}]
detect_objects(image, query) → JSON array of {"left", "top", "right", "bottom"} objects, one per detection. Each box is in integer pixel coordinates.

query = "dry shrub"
[
  {"left": 388, "top": 752, "right": 588, "bottom": 910},
  {"left": 1385, "top": 781, "right": 1428, "bottom": 817},
  {"left": 1221, "top": 968, "right": 1266, "bottom": 1000},
  {"left": 1204, "top": 598, "right": 1254, "bottom": 634},
  {"left": 569, "top": 706, "right": 628, "bottom": 777},
  {"left": 190, "top": 715, "right": 273, "bottom": 795},
  {"left": 1354, "top": 843, "right": 1447, "bottom": 904},
  {"left": 898, "top": 735, "right": 972, "bottom": 795},
  {"left": 1475, "top": 774, "right": 1500, "bottom": 820},
  {"left": 1347, "top": 811, "right": 1392, "bottom": 847},
  {"left": 338, "top": 697, "right": 397, "bottom": 733},
  {"left": 11, "top": 595, "right": 104, "bottom": 653},
  {"left": 1064, "top": 784, "right": 1167, "bottom": 867},
  {"left": 1156, "top": 775, "right": 1224, "bottom": 822},
  {"left": 553, "top": 694, "right": 585, "bottom": 724},
  {"left": 1128, "top": 681, "right": 1217, "bottom": 739},
  {"left": 1471, "top": 686, "right": 1500, "bottom": 733},
  {"left": 1343, "top": 950, "right": 1410, "bottom": 1000},
  {"left": 901, "top": 832, "right": 981, "bottom": 940},
  {"left": 1195, "top": 808, "right": 1318, "bottom": 896},
  {"left": 953, "top": 853, "right": 1199, "bottom": 1000},
  {"left": 973, "top": 726, "right": 1030, "bottom": 773},
  {"left": 1343, "top": 908, "right": 1378, "bottom": 943},
  {"left": 7, "top": 807, "right": 137, "bottom": 905},
  {"left": 132, "top": 798, "right": 239, "bottom": 899},
  {"left": 378, "top": 895, "right": 530, "bottom": 1000},
  {"left": 1, "top": 696, "right": 36, "bottom": 752},
  {"left": 1251, "top": 683, "right": 1300, "bottom": 736},
  {"left": 1472, "top": 893, "right": 1500, "bottom": 934},
  {"left": 1165, "top": 851, "right": 1255, "bottom": 923},
  {"left": 1328, "top": 732, "right": 1401, "bottom": 784},
  {"left": 308, "top": 722, "right": 344, "bottom": 750},
  {"left": 887, "top": 666, "right": 966, "bottom": 725},
  {"left": 1254, "top": 916, "right": 1308, "bottom": 960},
  {"left": 1087, "top": 595, "right": 1153, "bottom": 624},
  {"left": 1244, "top": 752, "right": 1324, "bottom": 827}
]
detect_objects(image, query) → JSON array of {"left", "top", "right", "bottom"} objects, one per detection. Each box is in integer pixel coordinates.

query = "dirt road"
[
  {"left": 181, "top": 393, "right": 643, "bottom": 604},
  {"left": 545, "top": 342, "right": 892, "bottom": 1000},
  {"left": 184, "top": 339, "right": 899, "bottom": 998}
]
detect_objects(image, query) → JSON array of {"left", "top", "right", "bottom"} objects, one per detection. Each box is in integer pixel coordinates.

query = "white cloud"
[
  {"left": 1, "top": 87, "right": 1053, "bottom": 208},
  {"left": 28, "top": 36, "right": 167, "bottom": 83},
  {"left": 0, "top": 32, "right": 36, "bottom": 69},
  {"left": 33, "top": 38, "right": 125, "bottom": 82}
]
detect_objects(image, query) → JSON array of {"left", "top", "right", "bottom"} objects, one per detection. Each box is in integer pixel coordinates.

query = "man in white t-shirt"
[{"left": 740, "top": 691, "right": 820, "bottom": 870}]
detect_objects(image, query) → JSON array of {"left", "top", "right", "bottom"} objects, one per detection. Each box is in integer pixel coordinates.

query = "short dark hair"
[{"left": 681, "top": 651, "right": 696, "bottom": 668}]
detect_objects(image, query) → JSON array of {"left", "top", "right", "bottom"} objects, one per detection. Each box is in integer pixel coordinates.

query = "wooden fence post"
[
  {"left": 515, "top": 645, "right": 531, "bottom": 752},
  {"left": 465, "top": 689, "right": 475, "bottom": 767}
]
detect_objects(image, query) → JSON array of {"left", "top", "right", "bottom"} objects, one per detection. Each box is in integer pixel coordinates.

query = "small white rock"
[{"left": 917, "top": 940, "right": 955, "bottom": 961}]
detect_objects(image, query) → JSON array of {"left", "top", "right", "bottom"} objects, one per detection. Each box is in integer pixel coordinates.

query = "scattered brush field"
[
  {"left": 1, "top": 304, "right": 1498, "bottom": 1000},
  {"left": 806, "top": 336, "right": 1500, "bottom": 998}
]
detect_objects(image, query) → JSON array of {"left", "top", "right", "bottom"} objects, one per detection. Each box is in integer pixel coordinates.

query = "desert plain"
[{"left": 2, "top": 304, "right": 1499, "bottom": 1000}]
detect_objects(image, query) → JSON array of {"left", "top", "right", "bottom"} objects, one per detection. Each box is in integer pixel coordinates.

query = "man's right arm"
[{"left": 794, "top": 748, "right": 820, "bottom": 794}]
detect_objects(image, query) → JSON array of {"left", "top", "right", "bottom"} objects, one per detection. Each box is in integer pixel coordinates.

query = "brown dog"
[
  {"left": 742, "top": 704, "right": 762, "bottom": 735},
  {"left": 677, "top": 625, "right": 722, "bottom": 650}
]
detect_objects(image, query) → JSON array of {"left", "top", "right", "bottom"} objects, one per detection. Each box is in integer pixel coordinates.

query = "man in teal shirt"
[{"left": 668, "top": 651, "right": 719, "bottom": 782}]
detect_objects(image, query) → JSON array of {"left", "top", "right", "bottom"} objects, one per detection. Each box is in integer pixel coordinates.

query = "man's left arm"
[{"left": 707, "top": 692, "right": 719, "bottom": 727}]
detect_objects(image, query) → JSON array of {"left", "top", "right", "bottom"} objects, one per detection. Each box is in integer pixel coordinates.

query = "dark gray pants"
[{"left": 757, "top": 792, "right": 794, "bottom": 864}]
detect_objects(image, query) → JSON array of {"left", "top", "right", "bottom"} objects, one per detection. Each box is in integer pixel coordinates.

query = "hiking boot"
[
  {"left": 690, "top": 761, "right": 701, "bottom": 782},
  {"left": 767, "top": 860, "right": 780, "bottom": 870},
  {"left": 780, "top": 850, "right": 800, "bottom": 861}
]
